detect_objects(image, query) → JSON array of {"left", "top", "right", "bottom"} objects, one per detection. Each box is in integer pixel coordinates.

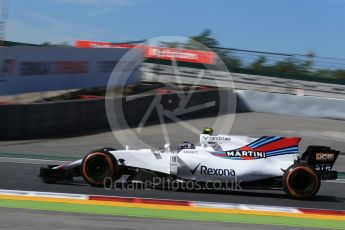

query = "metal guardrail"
[{"left": 141, "top": 63, "right": 345, "bottom": 99}]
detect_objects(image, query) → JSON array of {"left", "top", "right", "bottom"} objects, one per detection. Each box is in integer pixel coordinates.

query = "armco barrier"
[
  {"left": 236, "top": 90, "right": 345, "bottom": 120},
  {"left": 141, "top": 63, "right": 345, "bottom": 99},
  {"left": 0, "top": 90, "right": 225, "bottom": 139},
  {"left": 0, "top": 99, "right": 109, "bottom": 139}
]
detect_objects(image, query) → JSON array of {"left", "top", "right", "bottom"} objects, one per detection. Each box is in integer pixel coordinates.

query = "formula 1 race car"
[{"left": 39, "top": 128, "right": 340, "bottom": 199}]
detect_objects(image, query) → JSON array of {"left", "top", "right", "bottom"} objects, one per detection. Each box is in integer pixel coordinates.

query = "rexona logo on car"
[
  {"left": 200, "top": 165, "right": 236, "bottom": 176},
  {"left": 189, "top": 163, "right": 201, "bottom": 175},
  {"left": 316, "top": 153, "right": 335, "bottom": 161},
  {"left": 189, "top": 164, "right": 235, "bottom": 176}
]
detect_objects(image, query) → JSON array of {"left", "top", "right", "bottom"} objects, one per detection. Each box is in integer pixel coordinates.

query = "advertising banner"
[
  {"left": 75, "top": 40, "right": 135, "bottom": 49},
  {"left": 144, "top": 46, "right": 215, "bottom": 65},
  {"left": 0, "top": 47, "right": 140, "bottom": 96},
  {"left": 75, "top": 40, "right": 216, "bottom": 65}
]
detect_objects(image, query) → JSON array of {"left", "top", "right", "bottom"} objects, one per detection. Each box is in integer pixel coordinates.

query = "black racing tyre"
[
  {"left": 81, "top": 150, "right": 120, "bottom": 187},
  {"left": 283, "top": 163, "right": 320, "bottom": 199}
]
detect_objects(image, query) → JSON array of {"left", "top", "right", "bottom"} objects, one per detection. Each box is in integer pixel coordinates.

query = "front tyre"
[
  {"left": 81, "top": 150, "right": 120, "bottom": 187},
  {"left": 283, "top": 163, "right": 320, "bottom": 199}
]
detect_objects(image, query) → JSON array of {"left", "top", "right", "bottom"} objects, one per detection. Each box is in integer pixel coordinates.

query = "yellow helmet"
[{"left": 202, "top": 127, "right": 214, "bottom": 135}]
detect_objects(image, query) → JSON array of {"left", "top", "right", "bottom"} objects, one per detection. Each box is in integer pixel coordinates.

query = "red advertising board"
[
  {"left": 144, "top": 46, "right": 215, "bottom": 65},
  {"left": 75, "top": 40, "right": 215, "bottom": 65},
  {"left": 75, "top": 40, "right": 135, "bottom": 49}
]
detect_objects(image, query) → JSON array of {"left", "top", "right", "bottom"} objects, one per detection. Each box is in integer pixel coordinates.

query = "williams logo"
[{"left": 225, "top": 150, "right": 266, "bottom": 159}]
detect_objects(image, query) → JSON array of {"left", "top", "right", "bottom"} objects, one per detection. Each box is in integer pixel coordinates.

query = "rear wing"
[{"left": 301, "top": 146, "right": 340, "bottom": 179}]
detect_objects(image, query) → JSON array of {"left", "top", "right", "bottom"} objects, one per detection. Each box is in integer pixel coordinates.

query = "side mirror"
[{"left": 164, "top": 143, "right": 170, "bottom": 152}]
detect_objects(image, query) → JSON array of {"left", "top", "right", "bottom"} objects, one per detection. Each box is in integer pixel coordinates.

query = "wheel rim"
[
  {"left": 287, "top": 167, "right": 318, "bottom": 198},
  {"left": 86, "top": 157, "right": 109, "bottom": 180},
  {"left": 83, "top": 153, "right": 114, "bottom": 185}
]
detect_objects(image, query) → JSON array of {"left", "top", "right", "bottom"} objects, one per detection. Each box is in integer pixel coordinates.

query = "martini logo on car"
[
  {"left": 211, "top": 149, "right": 269, "bottom": 160},
  {"left": 226, "top": 150, "right": 266, "bottom": 158}
]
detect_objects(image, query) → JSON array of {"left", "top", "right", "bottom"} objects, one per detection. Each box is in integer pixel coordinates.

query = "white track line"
[
  {"left": 324, "top": 179, "right": 345, "bottom": 184},
  {"left": 0, "top": 157, "right": 68, "bottom": 165},
  {"left": 0, "top": 189, "right": 88, "bottom": 199}
]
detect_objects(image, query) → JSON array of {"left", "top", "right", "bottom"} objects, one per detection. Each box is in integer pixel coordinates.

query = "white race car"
[{"left": 40, "top": 128, "right": 340, "bottom": 199}]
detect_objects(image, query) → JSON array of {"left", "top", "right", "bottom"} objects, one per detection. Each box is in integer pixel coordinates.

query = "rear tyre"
[
  {"left": 283, "top": 163, "right": 320, "bottom": 199},
  {"left": 81, "top": 150, "right": 120, "bottom": 187}
]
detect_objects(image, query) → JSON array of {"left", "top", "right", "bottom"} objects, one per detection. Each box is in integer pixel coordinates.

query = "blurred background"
[{"left": 0, "top": 0, "right": 345, "bottom": 146}]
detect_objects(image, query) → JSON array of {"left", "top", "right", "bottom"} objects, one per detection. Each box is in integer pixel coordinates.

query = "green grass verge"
[{"left": 0, "top": 199, "right": 344, "bottom": 229}]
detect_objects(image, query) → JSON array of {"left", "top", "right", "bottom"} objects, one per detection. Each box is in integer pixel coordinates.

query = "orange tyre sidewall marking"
[
  {"left": 285, "top": 166, "right": 319, "bottom": 198},
  {"left": 82, "top": 152, "right": 115, "bottom": 185}
]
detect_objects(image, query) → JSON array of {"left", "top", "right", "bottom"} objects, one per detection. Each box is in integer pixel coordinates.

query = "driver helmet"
[{"left": 202, "top": 127, "right": 214, "bottom": 135}]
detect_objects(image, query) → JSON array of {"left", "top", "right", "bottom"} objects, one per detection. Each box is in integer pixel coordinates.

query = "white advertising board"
[{"left": 0, "top": 47, "right": 141, "bottom": 96}]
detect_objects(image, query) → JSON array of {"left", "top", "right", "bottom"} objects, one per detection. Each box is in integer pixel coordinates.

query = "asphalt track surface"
[{"left": 0, "top": 112, "right": 344, "bottom": 212}]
